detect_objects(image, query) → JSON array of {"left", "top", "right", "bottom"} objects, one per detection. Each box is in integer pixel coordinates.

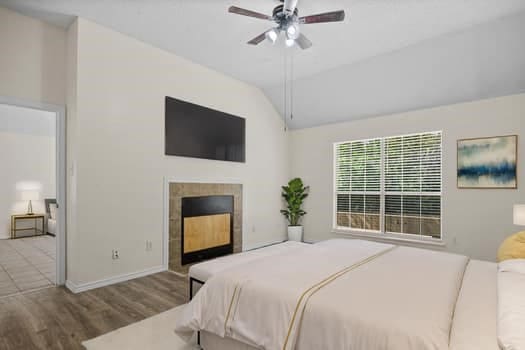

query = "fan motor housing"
[{"left": 273, "top": 4, "right": 298, "bottom": 21}]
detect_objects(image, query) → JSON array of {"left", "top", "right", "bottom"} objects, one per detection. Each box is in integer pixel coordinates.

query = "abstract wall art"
[{"left": 457, "top": 135, "right": 518, "bottom": 189}]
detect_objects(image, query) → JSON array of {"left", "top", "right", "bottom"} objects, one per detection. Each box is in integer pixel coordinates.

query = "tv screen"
[{"left": 165, "top": 96, "right": 246, "bottom": 162}]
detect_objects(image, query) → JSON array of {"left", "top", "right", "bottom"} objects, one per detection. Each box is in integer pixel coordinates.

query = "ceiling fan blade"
[
  {"left": 283, "top": 0, "right": 299, "bottom": 16},
  {"left": 295, "top": 33, "right": 312, "bottom": 50},
  {"left": 299, "top": 10, "right": 346, "bottom": 24},
  {"left": 247, "top": 31, "right": 269, "bottom": 45},
  {"left": 228, "top": 6, "right": 272, "bottom": 20}
]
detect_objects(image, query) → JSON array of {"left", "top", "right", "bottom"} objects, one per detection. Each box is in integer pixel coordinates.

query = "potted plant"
[{"left": 280, "top": 178, "right": 309, "bottom": 242}]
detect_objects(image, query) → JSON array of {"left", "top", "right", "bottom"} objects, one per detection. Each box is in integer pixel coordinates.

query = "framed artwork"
[{"left": 457, "top": 135, "right": 518, "bottom": 189}]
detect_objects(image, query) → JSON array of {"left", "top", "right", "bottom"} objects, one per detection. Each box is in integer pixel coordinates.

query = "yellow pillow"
[{"left": 497, "top": 231, "right": 525, "bottom": 262}]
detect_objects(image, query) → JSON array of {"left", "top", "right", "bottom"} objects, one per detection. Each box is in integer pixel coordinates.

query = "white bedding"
[
  {"left": 498, "top": 260, "right": 525, "bottom": 350},
  {"left": 189, "top": 241, "right": 310, "bottom": 282},
  {"left": 201, "top": 330, "right": 257, "bottom": 350},
  {"left": 201, "top": 259, "right": 499, "bottom": 350},
  {"left": 175, "top": 239, "right": 469, "bottom": 350},
  {"left": 449, "top": 260, "right": 498, "bottom": 350}
]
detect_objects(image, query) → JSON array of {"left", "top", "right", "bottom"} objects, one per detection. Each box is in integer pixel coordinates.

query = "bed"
[
  {"left": 188, "top": 241, "right": 311, "bottom": 298},
  {"left": 44, "top": 198, "right": 57, "bottom": 236},
  {"left": 449, "top": 260, "right": 498, "bottom": 350},
  {"left": 176, "top": 239, "right": 500, "bottom": 350}
]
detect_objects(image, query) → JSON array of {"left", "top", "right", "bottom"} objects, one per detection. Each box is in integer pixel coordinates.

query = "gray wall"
[
  {"left": 290, "top": 94, "right": 525, "bottom": 261},
  {"left": 265, "top": 11, "right": 525, "bottom": 129}
]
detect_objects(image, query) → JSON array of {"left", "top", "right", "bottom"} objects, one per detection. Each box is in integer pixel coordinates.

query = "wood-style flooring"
[{"left": 0, "top": 271, "right": 188, "bottom": 350}]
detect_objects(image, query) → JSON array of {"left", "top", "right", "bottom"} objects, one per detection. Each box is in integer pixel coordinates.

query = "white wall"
[
  {"left": 65, "top": 20, "right": 79, "bottom": 281},
  {"left": 0, "top": 6, "right": 66, "bottom": 106},
  {"left": 66, "top": 19, "right": 289, "bottom": 285},
  {"left": 290, "top": 94, "right": 525, "bottom": 261},
  {"left": 0, "top": 104, "right": 56, "bottom": 239}
]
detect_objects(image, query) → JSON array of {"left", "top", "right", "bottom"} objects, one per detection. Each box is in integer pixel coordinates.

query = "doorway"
[{"left": 0, "top": 96, "right": 66, "bottom": 297}]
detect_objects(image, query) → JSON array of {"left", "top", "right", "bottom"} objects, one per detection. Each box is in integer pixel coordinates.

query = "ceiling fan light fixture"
[
  {"left": 286, "top": 23, "right": 300, "bottom": 40},
  {"left": 265, "top": 28, "right": 278, "bottom": 43},
  {"left": 229, "top": 1, "right": 346, "bottom": 51}
]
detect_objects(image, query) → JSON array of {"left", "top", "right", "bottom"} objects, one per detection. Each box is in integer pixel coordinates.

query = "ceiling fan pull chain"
[
  {"left": 283, "top": 47, "right": 288, "bottom": 131},
  {"left": 290, "top": 50, "right": 294, "bottom": 120}
]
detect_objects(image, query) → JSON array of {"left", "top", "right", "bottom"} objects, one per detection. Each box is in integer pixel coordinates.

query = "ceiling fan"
[{"left": 228, "top": 0, "right": 346, "bottom": 49}]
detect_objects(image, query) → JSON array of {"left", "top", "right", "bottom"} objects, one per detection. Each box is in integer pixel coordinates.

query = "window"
[{"left": 334, "top": 131, "right": 442, "bottom": 240}]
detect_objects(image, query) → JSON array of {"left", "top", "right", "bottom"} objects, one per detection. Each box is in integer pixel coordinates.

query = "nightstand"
[{"left": 10, "top": 214, "right": 45, "bottom": 239}]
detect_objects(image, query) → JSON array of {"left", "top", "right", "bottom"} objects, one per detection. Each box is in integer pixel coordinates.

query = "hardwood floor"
[{"left": 0, "top": 271, "right": 188, "bottom": 350}]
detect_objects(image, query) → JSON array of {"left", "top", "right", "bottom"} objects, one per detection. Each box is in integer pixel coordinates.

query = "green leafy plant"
[{"left": 280, "top": 178, "right": 309, "bottom": 226}]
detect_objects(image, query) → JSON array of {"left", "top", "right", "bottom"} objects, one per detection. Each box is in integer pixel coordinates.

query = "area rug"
[{"left": 82, "top": 306, "right": 198, "bottom": 350}]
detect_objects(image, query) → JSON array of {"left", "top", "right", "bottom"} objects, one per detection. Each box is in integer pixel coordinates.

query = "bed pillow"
[
  {"left": 497, "top": 231, "right": 525, "bottom": 262},
  {"left": 499, "top": 259, "right": 525, "bottom": 274},
  {"left": 498, "top": 269, "right": 525, "bottom": 350},
  {"left": 49, "top": 203, "right": 57, "bottom": 220}
]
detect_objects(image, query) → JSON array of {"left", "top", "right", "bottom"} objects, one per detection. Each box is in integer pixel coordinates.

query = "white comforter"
[
  {"left": 175, "top": 239, "right": 469, "bottom": 350},
  {"left": 498, "top": 260, "right": 525, "bottom": 350}
]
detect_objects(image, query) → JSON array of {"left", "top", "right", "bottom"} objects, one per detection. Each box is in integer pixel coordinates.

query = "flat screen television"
[{"left": 165, "top": 96, "right": 246, "bottom": 162}]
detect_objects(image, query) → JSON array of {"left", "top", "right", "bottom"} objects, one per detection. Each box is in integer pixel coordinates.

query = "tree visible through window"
[{"left": 334, "top": 131, "right": 442, "bottom": 239}]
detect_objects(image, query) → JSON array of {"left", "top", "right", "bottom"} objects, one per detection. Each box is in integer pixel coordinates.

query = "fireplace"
[
  {"left": 168, "top": 182, "right": 242, "bottom": 274},
  {"left": 181, "top": 195, "right": 234, "bottom": 265}
]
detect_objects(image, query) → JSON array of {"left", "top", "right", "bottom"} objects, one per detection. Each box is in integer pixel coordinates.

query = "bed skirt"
[{"left": 201, "top": 331, "right": 258, "bottom": 350}]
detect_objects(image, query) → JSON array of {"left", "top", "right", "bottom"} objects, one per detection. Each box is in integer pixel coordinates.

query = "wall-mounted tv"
[{"left": 165, "top": 96, "right": 246, "bottom": 163}]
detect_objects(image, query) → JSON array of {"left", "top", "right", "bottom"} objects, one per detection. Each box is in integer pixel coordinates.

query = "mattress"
[
  {"left": 449, "top": 259, "right": 498, "bottom": 350},
  {"left": 188, "top": 240, "right": 310, "bottom": 282}
]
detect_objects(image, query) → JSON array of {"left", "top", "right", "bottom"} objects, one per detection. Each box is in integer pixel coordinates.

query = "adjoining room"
[{"left": 0, "top": 103, "right": 57, "bottom": 297}]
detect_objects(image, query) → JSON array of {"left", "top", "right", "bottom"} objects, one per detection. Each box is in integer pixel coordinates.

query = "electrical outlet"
[
  {"left": 112, "top": 249, "right": 119, "bottom": 259},
  {"left": 145, "top": 241, "right": 152, "bottom": 251}
]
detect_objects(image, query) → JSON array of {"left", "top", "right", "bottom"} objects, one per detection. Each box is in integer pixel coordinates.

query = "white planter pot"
[{"left": 287, "top": 226, "right": 303, "bottom": 242}]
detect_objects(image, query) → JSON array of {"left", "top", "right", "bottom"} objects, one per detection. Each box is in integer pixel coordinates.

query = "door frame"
[{"left": 0, "top": 96, "right": 66, "bottom": 285}]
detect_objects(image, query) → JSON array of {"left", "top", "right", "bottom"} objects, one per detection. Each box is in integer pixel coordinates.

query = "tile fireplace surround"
[{"left": 168, "top": 182, "right": 243, "bottom": 274}]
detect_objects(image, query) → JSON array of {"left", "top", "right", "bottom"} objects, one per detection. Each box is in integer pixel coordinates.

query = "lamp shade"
[
  {"left": 514, "top": 205, "right": 525, "bottom": 226},
  {"left": 20, "top": 190, "right": 39, "bottom": 201}
]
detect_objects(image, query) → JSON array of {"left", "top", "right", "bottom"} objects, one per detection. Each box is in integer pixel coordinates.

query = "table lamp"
[
  {"left": 514, "top": 205, "right": 525, "bottom": 226},
  {"left": 497, "top": 205, "right": 525, "bottom": 262},
  {"left": 21, "top": 190, "right": 39, "bottom": 215}
]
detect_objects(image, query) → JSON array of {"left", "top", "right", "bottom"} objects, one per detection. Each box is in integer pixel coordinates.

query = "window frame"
[{"left": 332, "top": 131, "right": 443, "bottom": 244}]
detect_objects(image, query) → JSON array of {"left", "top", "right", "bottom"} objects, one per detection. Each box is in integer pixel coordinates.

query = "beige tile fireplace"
[{"left": 169, "top": 182, "right": 242, "bottom": 274}]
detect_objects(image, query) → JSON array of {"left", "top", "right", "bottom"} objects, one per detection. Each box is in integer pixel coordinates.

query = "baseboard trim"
[{"left": 65, "top": 265, "right": 166, "bottom": 294}]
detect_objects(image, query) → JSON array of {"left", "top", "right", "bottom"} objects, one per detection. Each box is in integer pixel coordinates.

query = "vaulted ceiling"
[{"left": 2, "top": 0, "right": 525, "bottom": 128}]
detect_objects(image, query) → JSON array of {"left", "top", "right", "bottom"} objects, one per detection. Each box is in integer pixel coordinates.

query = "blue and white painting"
[{"left": 457, "top": 135, "right": 517, "bottom": 188}]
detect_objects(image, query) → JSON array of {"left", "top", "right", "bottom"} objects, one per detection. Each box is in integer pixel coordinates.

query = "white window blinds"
[
  {"left": 335, "top": 131, "right": 442, "bottom": 239},
  {"left": 335, "top": 138, "right": 381, "bottom": 231}
]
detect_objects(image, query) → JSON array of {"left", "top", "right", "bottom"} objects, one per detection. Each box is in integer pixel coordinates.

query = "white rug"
[{"left": 82, "top": 307, "right": 199, "bottom": 350}]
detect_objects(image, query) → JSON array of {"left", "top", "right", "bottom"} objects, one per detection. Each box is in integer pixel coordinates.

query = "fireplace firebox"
[{"left": 181, "top": 195, "right": 234, "bottom": 265}]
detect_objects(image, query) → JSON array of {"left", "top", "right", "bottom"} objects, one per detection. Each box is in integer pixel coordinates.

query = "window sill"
[{"left": 331, "top": 229, "right": 446, "bottom": 248}]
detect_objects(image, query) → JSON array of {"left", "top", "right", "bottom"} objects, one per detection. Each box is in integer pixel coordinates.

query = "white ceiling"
[
  {"left": 0, "top": 104, "right": 56, "bottom": 137},
  {"left": 2, "top": 0, "right": 525, "bottom": 128}
]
